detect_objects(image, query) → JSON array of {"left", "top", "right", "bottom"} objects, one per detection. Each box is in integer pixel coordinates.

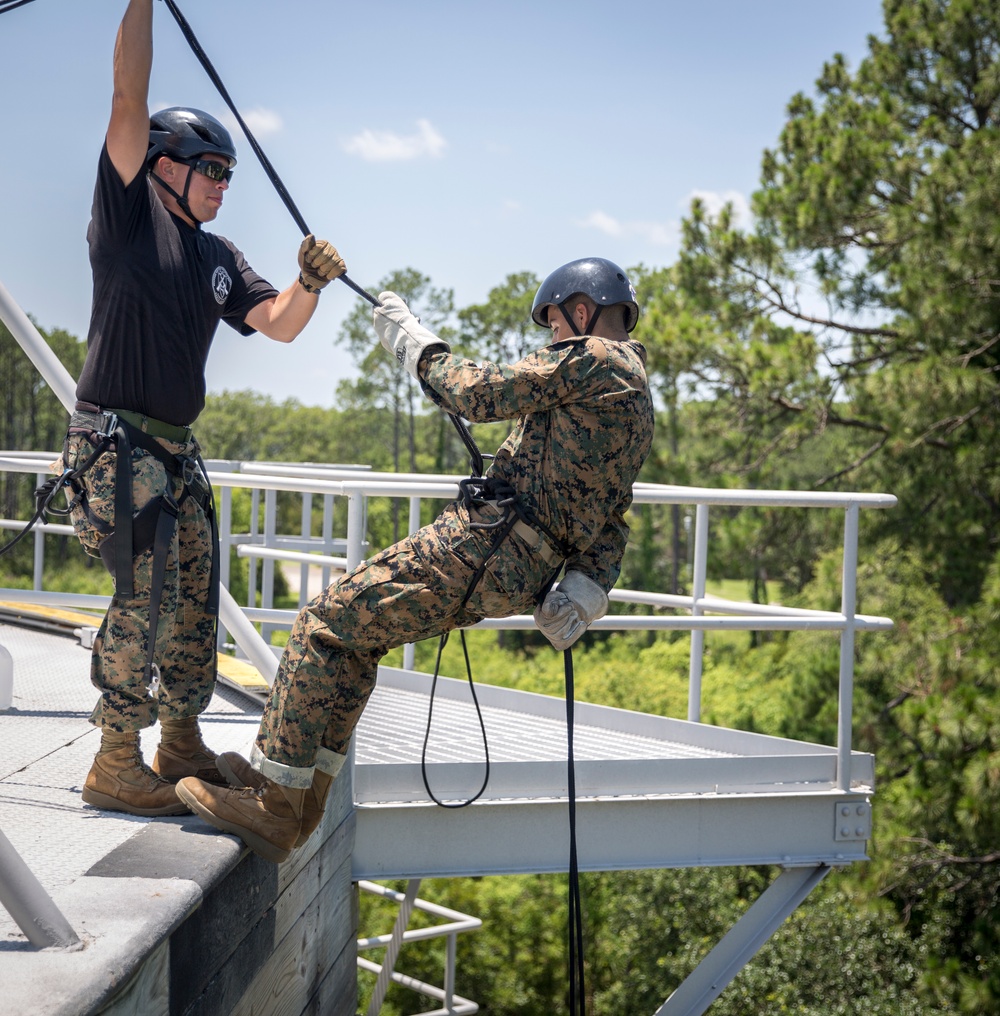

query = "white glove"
[
  {"left": 373, "top": 291, "right": 450, "bottom": 380},
  {"left": 533, "top": 571, "right": 609, "bottom": 651}
]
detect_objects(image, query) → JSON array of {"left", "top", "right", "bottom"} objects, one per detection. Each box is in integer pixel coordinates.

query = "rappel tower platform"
[{"left": 0, "top": 604, "right": 876, "bottom": 1016}]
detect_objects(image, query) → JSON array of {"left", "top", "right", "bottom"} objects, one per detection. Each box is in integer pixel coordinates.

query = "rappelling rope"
[
  {"left": 158, "top": 0, "right": 485, "bottom": 476},
  {"left": 565, "top": 647, "right": 586, "bottom": 1016},
  {"left": 0, "top": 0, "right": 39, "bottom": 14}
]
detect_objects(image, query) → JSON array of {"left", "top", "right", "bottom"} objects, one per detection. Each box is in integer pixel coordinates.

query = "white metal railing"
[
  {"left": 357, "top": 879, "right": 481, "bottom": 1015},
  {"left": 0, "top": 452, "right": 895, "bottom": 795}
]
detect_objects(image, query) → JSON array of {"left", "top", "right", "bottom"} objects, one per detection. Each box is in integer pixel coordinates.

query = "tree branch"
[{"left": 737, "top": 261, "right": 900, "bottom": 339}]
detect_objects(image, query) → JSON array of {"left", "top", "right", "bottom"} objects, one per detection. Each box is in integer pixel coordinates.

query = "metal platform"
[
  {"left": 0, "top": 607, "right": 876, "bottom": 894},
  {"left": 352, "top": 666, "right": 873, "bottom": 879},
  {"left": 0, "top": 613, "right": 875, "bottom": 1016}
]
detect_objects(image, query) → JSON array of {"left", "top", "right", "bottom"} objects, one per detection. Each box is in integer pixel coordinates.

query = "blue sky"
[{"left": 0, "top": 0, "right": 885, "bottom": 409}]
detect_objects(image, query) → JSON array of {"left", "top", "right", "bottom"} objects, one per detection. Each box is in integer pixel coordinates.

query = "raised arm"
[{"left": 106, "top": 0, "right": 154, "bottom": 186}]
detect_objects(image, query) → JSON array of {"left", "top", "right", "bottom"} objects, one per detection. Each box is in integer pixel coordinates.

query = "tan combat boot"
[
  {"left": 176, "top": 775, "right": 305, "bottom": 863},
  {"left": 152, "top": 715, "right": 227, "bottom": 785},
  {"left": 217, "top": 751, "right": 334, "bottom": 847},
  {"left": 83, "top": 730, "right": 188, "bottom": 817}
]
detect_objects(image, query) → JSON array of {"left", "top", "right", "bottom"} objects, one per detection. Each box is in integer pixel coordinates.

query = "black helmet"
[
  {"left": 531, "top": 257, "right": 639, "bottom": 333},
  {"left": 147, "top": 107, "right": 237, "bottom": 168}
]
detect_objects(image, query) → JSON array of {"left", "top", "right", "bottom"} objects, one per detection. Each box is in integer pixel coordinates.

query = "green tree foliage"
[
  {"left": 336, "top": 269, "right": 456, "bottom": 477},
  {"left": 650, "top": 0, "right": 1000, "bottom": 608},
  {"left": 0, "top": 319, "right": 86, "bottom": 578}
]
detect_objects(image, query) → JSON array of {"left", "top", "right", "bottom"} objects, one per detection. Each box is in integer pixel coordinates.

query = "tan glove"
[
  {"left": 372, "top": 291, "right": 450, "bottom": 379},
  {"left": 533, "top": 571, "right": 609, "bottom": 651},
  {"left": 297, "top": 234, "right": 346, "bottom": 293}
]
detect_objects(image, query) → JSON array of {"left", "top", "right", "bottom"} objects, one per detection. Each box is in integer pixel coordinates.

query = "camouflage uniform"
[
  {"left": 63, "top": 418, "right": 216, "bottom": 732},
  {"left": 252, "top": 334, "right": 654, "bottom": 786}
]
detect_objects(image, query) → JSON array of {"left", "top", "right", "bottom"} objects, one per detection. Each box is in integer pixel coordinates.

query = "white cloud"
[
  {"left": 686, "top": 189, "right": 752, "bottom": 226},
  {"left": 578, "top": 211, "right": 678, "bottom": 246},
  {"left": 220, "top": 107, "right": 284, "bottom": 139},
  {"left": 341, "top": 119, "right": 447, "bottom": 162},
  {"left": 577, "top": 190, "right": 752, "bottom": 247}
]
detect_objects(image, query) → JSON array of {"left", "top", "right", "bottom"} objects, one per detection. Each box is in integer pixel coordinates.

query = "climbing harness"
[{"left": 64, "top": 405, "right": 220, "bottom": 694}]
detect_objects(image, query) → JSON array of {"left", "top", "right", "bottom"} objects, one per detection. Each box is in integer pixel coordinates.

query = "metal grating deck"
[{"left": 356, "top": 683, "right": 738, "bottom": 765}]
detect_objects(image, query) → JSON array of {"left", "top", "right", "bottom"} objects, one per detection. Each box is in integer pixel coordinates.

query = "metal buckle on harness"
[
  {"left": 511, "top": 519, "right": 561, "bottom": 565},
  {"left": 146, "top": 663, "right": 161, "bottom": 699},
  {"left": 94, "top": 412, "right": 119, "bottom": 439}
]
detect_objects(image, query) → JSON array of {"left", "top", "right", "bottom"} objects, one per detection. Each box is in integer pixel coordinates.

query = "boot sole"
[
  {"left": 82, "top": 787, "right": 189, "bottom": 818},
  {"left": 175, "top": 783, "right": 293, "bottom": 864},
  {"left": 153, "top": 767, "right": 229, "bottom": 786}
]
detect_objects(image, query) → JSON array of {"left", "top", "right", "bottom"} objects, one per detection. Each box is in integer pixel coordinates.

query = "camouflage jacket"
[{"left": 418, "top": 335, "right": 654, "bottom": 591}]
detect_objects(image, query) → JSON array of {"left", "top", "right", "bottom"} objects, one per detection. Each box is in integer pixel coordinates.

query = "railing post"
[
  {"left": 322, "top": 493, "right": 334, "bottom": 590},
  {"left": 366, "top": 878, "right": 421, "bottom": 1016},
  {"left": 247, "top": 487, "right": 260, "bottom": 612},
  {"left": 347, "top": 491, "right": 366, "bottom": 571},
  {"left": 837, "top": 504, "right": 860, "bottom": 791},
  {"left": 261, "top": 490, "right": 277, "bottom": 645},
  {"left": 688, "top": 504, "right": 709, "bottom": 722},
  {"left": 444, "top": 930, "right": 458, "bottom": 1014},
  {"left": 299, "top": 493, "right": 312, "bottom": 608}
]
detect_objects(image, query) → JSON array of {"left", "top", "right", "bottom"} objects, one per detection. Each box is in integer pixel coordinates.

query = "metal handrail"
[
  {"left": 357, "top": 879, "right": 481, "bottom": 1015},
  {"left": 0, "top": 452, "right": 895, "bottom": 956},
  {"left": 0, "top": 453, "right": 895, "bottom": 781}
]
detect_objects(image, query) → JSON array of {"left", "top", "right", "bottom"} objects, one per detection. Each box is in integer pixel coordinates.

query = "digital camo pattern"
[
  {"left": 420, "top": 336, "right": 655, "bottom": 589},
  {"left": 256, "top": 499, "right": 555, "bottom": 764},
  {"left": 256, "top": 335, "right": 655, "bottom": 774},
  {"left": 64, "top": 431, "right": 216, "bottom": 732}
]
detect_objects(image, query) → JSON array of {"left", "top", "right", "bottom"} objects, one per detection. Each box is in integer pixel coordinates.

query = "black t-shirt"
[{"left": 76, "top": 144, "right": 278, "bottom": 426}]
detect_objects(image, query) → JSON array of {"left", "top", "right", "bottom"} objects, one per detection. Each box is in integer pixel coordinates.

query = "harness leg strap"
[
  {"left": 144, "top": 494, "right": 181, "bottom": 693},
  {"left": 113, "top": 424, "right": 135, "bottom": 600}
]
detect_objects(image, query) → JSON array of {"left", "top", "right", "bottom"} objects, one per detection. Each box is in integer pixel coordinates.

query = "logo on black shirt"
[{"left": 212, "top": 266, "right": 233, "bottom": 305}]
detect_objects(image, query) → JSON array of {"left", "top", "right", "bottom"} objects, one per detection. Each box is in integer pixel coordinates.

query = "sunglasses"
[{"left": 181, "top": 157, "right": 235, "bottom": 183}]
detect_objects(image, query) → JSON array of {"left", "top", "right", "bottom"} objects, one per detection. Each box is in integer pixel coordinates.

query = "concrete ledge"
[
  {"left": 1, "top": 873, "right": 205, "bottom": 1016},
  {"left": 1, "top": 621, "right": 359, "bottom": 1016}
]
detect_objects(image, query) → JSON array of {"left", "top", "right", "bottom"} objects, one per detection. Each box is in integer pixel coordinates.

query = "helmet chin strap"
[
  {"left": 558, "top": 301, "right": 603, "bottom": 337},
  {"left": 150, "top": 167, "right": 201, "bottom": 228}
]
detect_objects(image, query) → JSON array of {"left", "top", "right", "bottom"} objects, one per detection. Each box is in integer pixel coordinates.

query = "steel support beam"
[{"left": 655, "top": 864, "right": 832, "bottom": 1016}]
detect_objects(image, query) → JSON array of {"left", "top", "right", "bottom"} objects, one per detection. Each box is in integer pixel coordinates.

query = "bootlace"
[{"left": 125, "top": 741, "right": 172, "bottom": 785}]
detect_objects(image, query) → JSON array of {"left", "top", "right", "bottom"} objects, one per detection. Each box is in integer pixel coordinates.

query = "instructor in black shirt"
[{"left": 64, "top": 0, "right": 345, "bottom": 817}]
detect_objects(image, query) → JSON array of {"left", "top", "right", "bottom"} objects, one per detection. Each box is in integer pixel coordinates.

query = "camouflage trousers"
[
  {"left": 63, "top": 427, "right": 216, "bottom": 732},
  {"left": 254, "top": 500, "right": 560, "bottom": 781}
]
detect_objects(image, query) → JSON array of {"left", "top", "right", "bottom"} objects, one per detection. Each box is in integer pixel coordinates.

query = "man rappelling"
[
  {"left": 176, "top": 259, "right": 655, "bottom": 862},
  {"left": 66, "top": 0, "right": 346, "bottom": 817}
]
